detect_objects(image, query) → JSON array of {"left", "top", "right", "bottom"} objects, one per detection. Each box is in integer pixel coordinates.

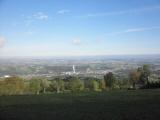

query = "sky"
[{"left": 0, "top": 0, "right": 160, "bottom": 57}]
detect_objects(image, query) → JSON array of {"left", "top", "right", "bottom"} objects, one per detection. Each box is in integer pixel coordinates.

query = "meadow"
[{"left": 0, "top": 89, "right": 160, "bottom": 120}]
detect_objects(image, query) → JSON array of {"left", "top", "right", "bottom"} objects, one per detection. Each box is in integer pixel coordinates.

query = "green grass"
[{"left": 0, "top": 89, "right": 160, "bottom": 120}]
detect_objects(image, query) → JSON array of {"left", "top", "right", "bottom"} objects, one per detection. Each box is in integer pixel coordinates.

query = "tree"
[
  {"left": 99, "top": 79, "right": 106, "bottom": 90},
  {"left": 0, "top": 79, "right": 6, "bottom": 95},
  {"left": 141, "top": 65, "right": 151, "bottom": 84},
  {"left": 129, "top": 70, "right": 141, "bottom": 88},
  {"left": 130, "top": 65, "right": 151, "bottom": 89},
  {"left": 69, "top": 77, "right": 84, "bottom": 92},
  {"left": 57, "top": 79, "right": 65, "bottom": 92},
  {"left": 149, "top": 74, "right": 159, "bottom": 83},
  {"left": 41, "top": 79, "right": 50, "bottom": 93},
  {"left": 29, "top": 78, "right": 41, "bottom": 94},
  {"left": 143, "top": 65, "right": 151, "bottom": 75},
  {"left": 50, "top": 78, "right": 65, "bottom": 93},
  {"left": 89, "top": 80, "right": 100, "bottom": 91},
  {"left": 120, "top": 77, "right": 131, "bottom": 89},
  {"left": 104, "top": 72, "right": 116, "bottom": 89},
  {"left": 3, "top": 76, "right": 25, "bottom": 95}
]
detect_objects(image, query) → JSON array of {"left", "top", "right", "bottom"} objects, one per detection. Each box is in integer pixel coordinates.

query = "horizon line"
[{"left": 0, "top": 53, "right": 160, "bottom": 58}]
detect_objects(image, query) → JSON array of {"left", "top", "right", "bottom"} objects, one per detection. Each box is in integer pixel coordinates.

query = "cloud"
[
  {"left": 0, "top": 36, "right": 6, "bottom": 48},
  {"left": 33, "top": 12, "right": 48, "bottom": 20},
  {"left": 72, "top": 38, "right": 81, "bottom": 45},
  {"left": 58, "top": 9, "right": 70, "bottom": 14},
  {"left": 105, "top": 26, "right": 160, "bottom": 36},
  {"left": 79, "top": 5, "right": 160, "bottom": 18},
  {"left": 23, "top": 12, "right": 48, "bottom": 26}
]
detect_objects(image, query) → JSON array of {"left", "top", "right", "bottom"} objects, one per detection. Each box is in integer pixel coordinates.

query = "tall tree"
[
  {"left": 99, "top": 79, "right": 106, "bottom": 90},
  {"left": 104, "top": 72, "right": 116, "bottom": 89},
  {"left": 141, "top": 65, "right": 151, "bottom": 84},
  {"left": 130, "top": 70, "right": 141, "bottom": 88},
  {"left": 41, "top": 79, "right": 50, "bottom": 93},
  {"left": 29, "top": 78, "right": 41, "bottom": 95},
  {"left": 90, "top": 80, "right": 100, "bottom": 91},
  {"left": 50, "top": 78, "right": 65, "bottom": 93},
  {"left": 69, "top": 77, "right": 84, "bottom": 92},
  {"left": 130, "top": 65, "right": 151, "bottom": 88}
]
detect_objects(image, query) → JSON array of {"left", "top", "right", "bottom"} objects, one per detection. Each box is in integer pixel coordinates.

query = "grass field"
[{"left": 0, "top": 89, "right": 160, "bottom": 120}]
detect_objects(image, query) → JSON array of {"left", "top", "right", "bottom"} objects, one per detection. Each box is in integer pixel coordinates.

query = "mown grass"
[{"left": 0, "top": 89, "right": 160, "bottom": 120}]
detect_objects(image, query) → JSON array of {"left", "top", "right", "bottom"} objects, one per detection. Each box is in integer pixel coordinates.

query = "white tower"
[{"left": 73, "top": 65, "right": 76, "bottom": 74}]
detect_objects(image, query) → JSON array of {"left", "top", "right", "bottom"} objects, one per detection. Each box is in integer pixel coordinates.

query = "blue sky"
[{"left": 0, "top": 0, "right": 160, "bottom": 56}]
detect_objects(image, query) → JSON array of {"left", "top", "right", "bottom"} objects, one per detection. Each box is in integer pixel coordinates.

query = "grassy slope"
[{"left": 0, "top": 89, "right": 160, "bottom": 120}]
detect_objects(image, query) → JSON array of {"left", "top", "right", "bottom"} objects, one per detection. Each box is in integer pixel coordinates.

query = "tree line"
[{"left": 0, "top": 64, "right": 160, "bottom": 95}]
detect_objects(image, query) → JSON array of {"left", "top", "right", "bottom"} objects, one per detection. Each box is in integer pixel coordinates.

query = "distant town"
[{"left": 0, "top": 55, "right": 160, "bottom": 80}]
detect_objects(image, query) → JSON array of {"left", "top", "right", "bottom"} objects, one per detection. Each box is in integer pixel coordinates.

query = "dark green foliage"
[
  {"left": 118, "top": 77, "right": 131, "bottom": 89},
  {"left": 141, "top": 81, "right": 160, "bottom": 89},
  {"left": 104, "top": 72, "right": 116, "bottom": 89}
]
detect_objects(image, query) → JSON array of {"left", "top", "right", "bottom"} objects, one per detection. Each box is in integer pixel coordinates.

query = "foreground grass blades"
[{"left": 0, "top": 89, "right": 160, "bottom": 120}]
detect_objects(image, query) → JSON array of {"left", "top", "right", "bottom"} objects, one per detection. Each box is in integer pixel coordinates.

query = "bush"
[{"left": 141, "top": 81, "right": 160, "bottom": 89}]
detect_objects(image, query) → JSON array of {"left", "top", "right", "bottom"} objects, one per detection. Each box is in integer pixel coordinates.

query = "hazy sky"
[{"left": 0, "top": 0, "right": 160, "bottom": 56}]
